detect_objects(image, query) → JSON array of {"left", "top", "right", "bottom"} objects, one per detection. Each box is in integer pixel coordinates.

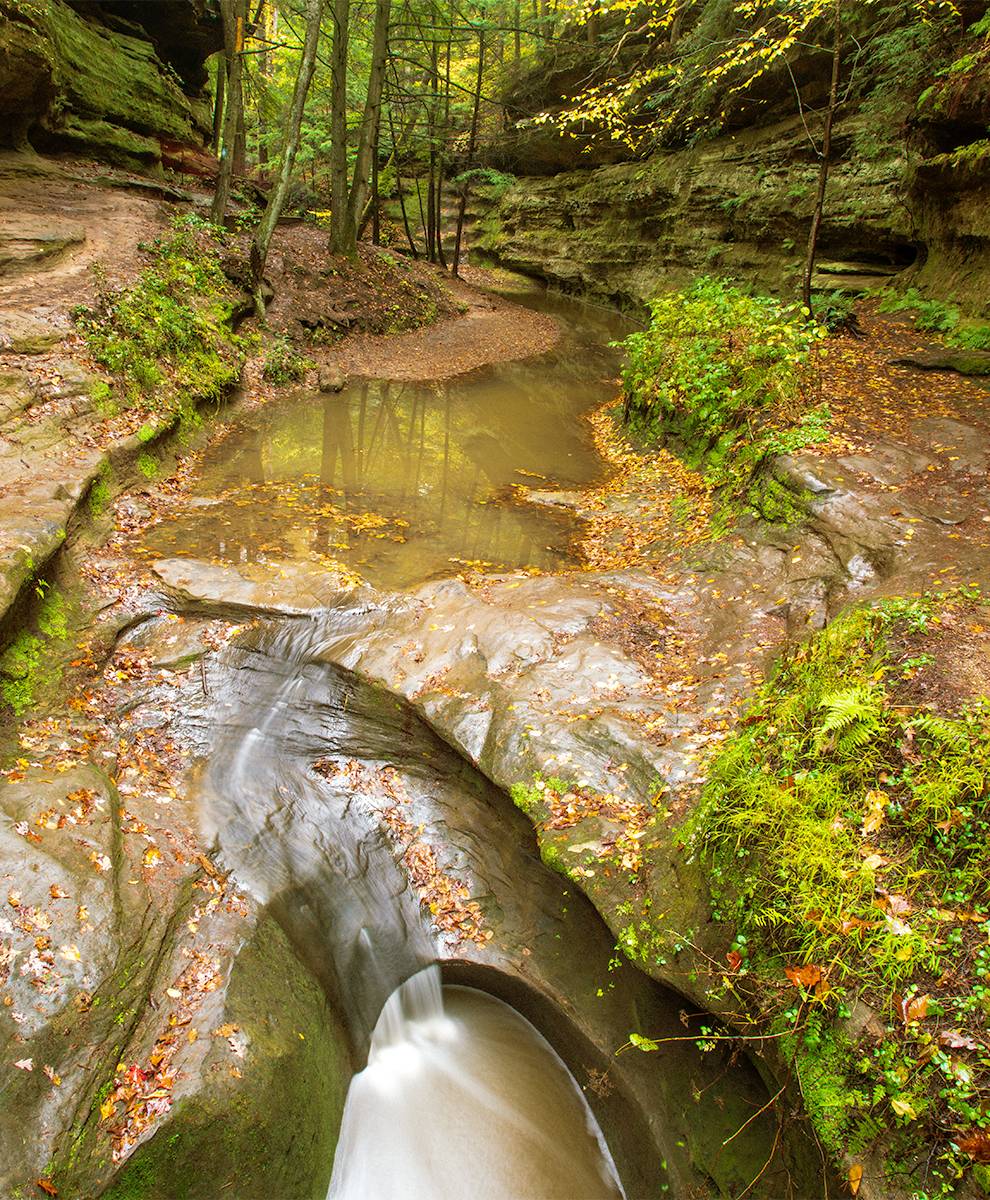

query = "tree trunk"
[
  {"left": 249, "top": 0, "right": 323, "bottom": 314},
  {"left": 210, "top": 0, "right": 248, "bottom": 224},
  {"left": 343, "top": 0, "right": 392, "bottom": 251},
  {"left": 212, "top": 56, "right": 226, "bottom": 154},
  {"left": 329, "top": 0, "right": 351, "bottom": 254},
  {"left": 801, "top": 0, "right": 842, "bottom": 314},
  {"left": 452, "top": 28, "right": 485, "bottom": 278}
]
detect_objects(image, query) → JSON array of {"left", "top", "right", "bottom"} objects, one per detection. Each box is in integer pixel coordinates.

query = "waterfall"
[{"left": 328, "top": 970, "right": 625, "bottom": 1200}]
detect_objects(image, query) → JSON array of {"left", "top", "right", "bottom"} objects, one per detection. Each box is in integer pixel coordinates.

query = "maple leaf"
[
  {"left": 142, "top": 846, "right": 162, "bottom": 868},
  {"left": 14, "top": 1058, "right": 34, "bottom": 1071},
  {"left": 99, "top": 1097, "right": 116, "bottom": 1121}
]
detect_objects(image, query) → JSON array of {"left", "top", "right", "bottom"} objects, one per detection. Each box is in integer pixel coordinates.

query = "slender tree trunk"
[
  {"left": 371, "top": 130, "right": 381, "bottom": 244},
  {"left": 211, "top": 0, "right": 248, "bottom": 224},
  {"left": 514, "top": 0, "right": 521, "bottom": 60},
  {"left": 329, "top": 0, "right": 351, "bottom": 254},
  {"left": 802, "top": 0, "right": 842, "bottom": 313},
  {"left": 233, "top": 101, "right": 248, "bottom": 176},
  {"left": 249, "top": 0, "right": 323, "bottom": 313},
  {"left": 212, "top": 56, "right": 226, "bottom": 154},
  {"left": 435, "top": 3, "right": 453, "bottom": 271},
  {"left": 343, "top": 0, "right": 392, "bottom": 249},
  {"left": 452, "top": 28, "right": 485, "bottom": 278}
]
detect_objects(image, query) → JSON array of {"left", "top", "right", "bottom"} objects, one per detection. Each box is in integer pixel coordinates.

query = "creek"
[{"left": 142, "top": 286, "right": 823, "bottom": 1198}]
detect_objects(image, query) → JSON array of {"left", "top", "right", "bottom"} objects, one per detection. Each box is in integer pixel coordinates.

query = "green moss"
[
  {"left": 0, "top": 583, "right": 72, "bottom": 713},
  {"left": 89, "top": 463, "right": 113, "bottom": 516},
  {"left": 73, "top": 216, "right": 244, "bottom": 417},
  {"left": 0, "top": 631, "right": 43, "bottom": 714},
  {"left": 683, "top": 588, "right": 990, "bottom": 1195},
  {"left": 137, "top": 452, "right": 157, "bottom": 480}
]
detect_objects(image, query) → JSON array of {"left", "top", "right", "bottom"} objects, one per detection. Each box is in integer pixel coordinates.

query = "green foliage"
[
  {"left": 812, "top": 289, "right": 858, "bottom": 332},
  {"left": 262, "top": 335, "right": 311, "bottom": 385},
  {"left": 879, "top": 289, "right": 990, "bottom": 351},
  {"left": 619, "top": 277, "right": 828, "bottom": 514},
  {"left": 449, "top": 167, "right": 517, "bottom": 198},
  {"left": 879, "top": 287, "right": 959, "bottom": 334},
  {"left": 73, "top": 215, "right": 243, "bottom": 413},
  {"left": 685, "top": 590, "right": 990, "bottom": 1192}
]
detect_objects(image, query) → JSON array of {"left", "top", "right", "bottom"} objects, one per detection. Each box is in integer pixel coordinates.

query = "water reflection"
[{"left": 144, "top": 293, "right": 630, "bottom": 589}]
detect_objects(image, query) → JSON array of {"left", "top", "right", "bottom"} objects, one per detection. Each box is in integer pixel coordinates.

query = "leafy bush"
[
  {"left": 812, "top": 288, "right": 858, "bottom": 332},
  {"left": 73, "top": 215, "right": 244, "bottom": 412},
  {"left": 618, "top": 277, "right": 829, "bottom": 510}
]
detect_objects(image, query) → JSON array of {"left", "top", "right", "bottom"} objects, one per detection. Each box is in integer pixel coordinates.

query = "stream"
[{"left": 138, "top": 285, "right": 823, "bottom": 1198}]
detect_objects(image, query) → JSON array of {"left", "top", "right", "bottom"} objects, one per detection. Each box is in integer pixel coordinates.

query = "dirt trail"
[{"left": 0, "top": 155, "right": 168, "bottom": 336}]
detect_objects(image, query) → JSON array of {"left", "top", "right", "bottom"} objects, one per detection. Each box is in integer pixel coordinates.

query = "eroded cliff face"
[
  {"left": 476, "top": 27, "right": 990, "bottom": 313},
  {"left": 0, "top": 0, "right": 220, "bottom": 169}
]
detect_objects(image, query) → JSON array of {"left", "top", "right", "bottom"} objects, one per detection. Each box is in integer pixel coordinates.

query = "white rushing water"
[{"left": 328, "top": 967, "right": 625, "bottom": 1200}]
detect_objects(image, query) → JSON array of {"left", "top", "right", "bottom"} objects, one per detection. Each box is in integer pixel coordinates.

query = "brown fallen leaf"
[
  {"left": 900, "top": 993, "right": 929, "bottom": 1026},
  {"left": 957, "top": 1130, "right": 990, "bottom": 1163},
  {"left": 36, "top": 1180, "right": 58, "bottom": 1197}
]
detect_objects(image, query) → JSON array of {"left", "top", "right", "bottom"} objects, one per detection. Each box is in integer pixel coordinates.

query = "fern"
[
  {"left": 908, "top": 712, "right": 970, "bottom": 754},
  {"left": 814, "top": 686, "right": 885, "bottom": 756}
]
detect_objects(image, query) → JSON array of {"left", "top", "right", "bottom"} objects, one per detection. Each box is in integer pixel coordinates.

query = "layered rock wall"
[{"left": 0, "top": 0, "right": 220, "bottom": 168}]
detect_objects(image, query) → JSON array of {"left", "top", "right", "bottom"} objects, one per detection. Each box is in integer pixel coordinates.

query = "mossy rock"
[{"left": 100, "top": 915, "right": 350, "bottom": 1200}]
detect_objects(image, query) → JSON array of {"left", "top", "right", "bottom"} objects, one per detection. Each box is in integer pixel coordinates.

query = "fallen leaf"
[
  {"left": 14, "top": 1058, "right": 33, "bottom": 1071},
  {"left": 957, "top": 1130, "right": 990, "bottom": 1163},
  {"left": 35, "top": 1180, "right": 58, "bottom": 1197},
  {"left": 891, "top": 1096, "right": 918, "bottom": 1120},
  {"left": 940, "top": 1030, "right": 980, "bottom": 1051},
  {"left": 900, "top": 994, "right": 929, "bottom": 1026},
  {"left": 785, "top": 963, "right": 823, "bottom": 990},
  {"left": 848, "top": 1163, "right": 863, "bottom": 1196}
]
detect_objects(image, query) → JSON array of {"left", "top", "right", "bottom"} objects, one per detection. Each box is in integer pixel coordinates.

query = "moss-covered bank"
[{"left": 683, "top": 590, "right": 990, "bottom": 1198}]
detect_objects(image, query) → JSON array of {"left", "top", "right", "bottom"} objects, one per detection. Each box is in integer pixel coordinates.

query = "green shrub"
[{"left": 618, "top": 277, "right": 829, "bottom": 510}]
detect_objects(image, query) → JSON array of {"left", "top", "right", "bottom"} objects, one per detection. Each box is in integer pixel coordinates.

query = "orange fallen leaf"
[
  {"left": 848, "top": 1163, "right": 863, "bottom": 1195},
  {"left": 785, "top": 963, "right": 823, "bottom": 990},
  {"left": 36, "top": 1180, "right": 58, "bottom": 1197}
]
